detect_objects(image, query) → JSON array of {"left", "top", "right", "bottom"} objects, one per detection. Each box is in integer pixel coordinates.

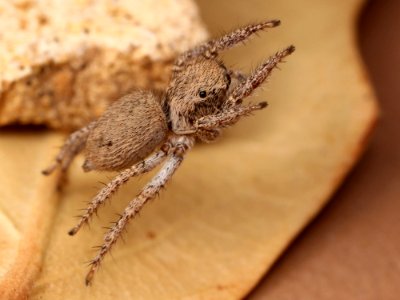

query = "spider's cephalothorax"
[
  {"left": 42, "top": 19, "right": 295, "bottom": 285},
  {"left": 167, "top": 57, "right": 231, "bottom": 135}
]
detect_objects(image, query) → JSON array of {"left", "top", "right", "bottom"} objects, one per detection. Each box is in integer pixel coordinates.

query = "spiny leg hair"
[
  {"left": 42, "top": 122, "right": 95, "bottom": 175},
  {"left": 174, "top": 19, "right": 281, "bottom": 69},
  {"left": 85, "top": 135, "right": 194, "bottom": 285},
  {"left": 68, "top": 142, "right": 173, "bottom": 236}
]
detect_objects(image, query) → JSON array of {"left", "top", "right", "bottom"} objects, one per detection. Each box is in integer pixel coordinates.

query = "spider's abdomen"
[{"left": 83, "top": 90, "right": 168, "bottom": 172}]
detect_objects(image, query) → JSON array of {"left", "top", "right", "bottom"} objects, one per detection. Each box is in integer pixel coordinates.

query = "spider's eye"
[{"left": 199, "top": 90, "right": 207, "bottom": 98}]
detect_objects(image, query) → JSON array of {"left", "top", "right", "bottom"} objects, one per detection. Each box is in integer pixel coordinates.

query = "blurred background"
[
  {"left": 248, "top": 1, "right": 400, "bottom": 299},
  {"left": 1, "top": 0, "right": 397, "bottom": 298}
]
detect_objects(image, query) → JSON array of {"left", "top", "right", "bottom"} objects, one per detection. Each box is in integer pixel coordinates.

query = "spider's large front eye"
[{"left": 199, "top": 90, "right": 207, "bottom": 98}]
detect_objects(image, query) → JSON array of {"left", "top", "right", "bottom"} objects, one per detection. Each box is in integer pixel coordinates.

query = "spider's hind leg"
[
  {"left": 68, "top": 143, "right": 171, "bottom": 236},
  {"left": 42, "top": 122, "right": 95, "bottom": 176},
  {"left": 85, "top": 135, "right": 194, "bottom": 285}
]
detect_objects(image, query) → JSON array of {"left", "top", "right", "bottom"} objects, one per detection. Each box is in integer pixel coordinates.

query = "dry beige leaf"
[
  {"left": 0, "top": 0, "right": 377, "bottom": 299},
  {"left": 0, "top": 132, "right": 60, "bottom": 300}
]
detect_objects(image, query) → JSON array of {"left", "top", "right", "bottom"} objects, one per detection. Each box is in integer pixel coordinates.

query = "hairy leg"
[
  {"left": 85, "top": 135, "right": 194, "bottom": 285},
  {"left": 68, "top": 143, "right": 172, "bottom": 236},
  {"left": 225, "top": 45, "right": 295, "bottom": 107},
  {"left": 196, "top": 102, "right": 268, "bottom": 130},
  {"left": 42, "top": 122, "right": 95, "bottom": 175},
  {"left": 174, "top": 20, "right": 281, "bottom": 69}
]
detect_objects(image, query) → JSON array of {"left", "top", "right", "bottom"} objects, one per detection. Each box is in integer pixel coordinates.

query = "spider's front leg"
[
  {"left": 42, "top": 122, "right": 95, "bottom": 175},
  {"left": 174, "top": 19, "right": 281, "bottom": 70},
  {"left": 85, "top": 135, "right": 194, "bottom": 285},
  {"left": 195, "top": 45, "right": 295, "bottom": 130},
  {"left": 225, "top": 45, "right": 295, "bottom": 108}
]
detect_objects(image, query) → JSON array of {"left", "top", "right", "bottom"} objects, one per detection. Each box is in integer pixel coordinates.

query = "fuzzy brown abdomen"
[{"left": 83, "top": 91, "right": 168, "bottom": 172}]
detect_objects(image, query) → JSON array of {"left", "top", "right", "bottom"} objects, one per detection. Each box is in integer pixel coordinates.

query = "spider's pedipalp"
[
  {"left": 68, "top": 144, "right": 171, "bottom": 236},
  {"left": 42, "top": 122, "right": 95, "bottom": 175},
  {"left": 174, "top": 19, "right": 281, "bottom": 69},
  {"left": 226, "top": 45, "right": 295, "bottom": 107},
  {"left": 196, "top": 102, "right": 268, "bottom": 130},
  {"left": 84, "top": 135, "right": 194, "bottom": 285}
]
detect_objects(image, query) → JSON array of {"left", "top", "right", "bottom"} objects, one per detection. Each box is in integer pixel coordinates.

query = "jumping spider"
[{"left": 43, "top": 19, "right": 295, "bottom": 285}]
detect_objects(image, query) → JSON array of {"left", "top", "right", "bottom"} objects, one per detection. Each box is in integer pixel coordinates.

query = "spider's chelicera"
[{"left": 42, "top": 19, "right": 295, "bottom": 285}]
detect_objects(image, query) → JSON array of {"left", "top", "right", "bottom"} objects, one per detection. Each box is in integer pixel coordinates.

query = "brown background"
[{"left": 248, "top": 1, "right": 400, "bottom": 299}]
